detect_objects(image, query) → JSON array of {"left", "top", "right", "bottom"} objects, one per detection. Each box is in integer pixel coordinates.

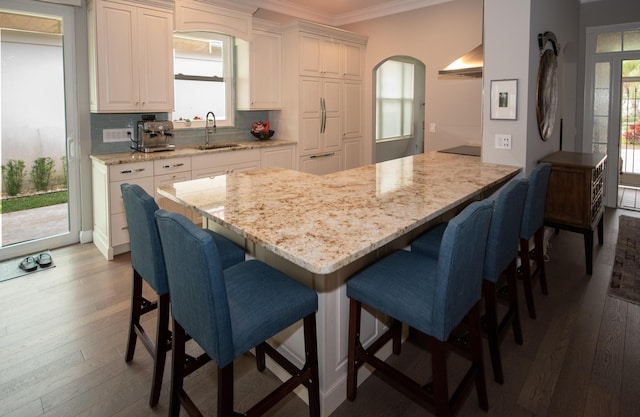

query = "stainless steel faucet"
[{"left": 205, "top": 111, "right": 216, "bottom": 145}]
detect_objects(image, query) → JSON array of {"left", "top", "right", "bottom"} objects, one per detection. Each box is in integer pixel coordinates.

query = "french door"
[
  {"left": 584, "top": 24, "right": 640, "bottom": 209},
  {"left": 0, "top": 0, "right": 80, "bottom": 261}
]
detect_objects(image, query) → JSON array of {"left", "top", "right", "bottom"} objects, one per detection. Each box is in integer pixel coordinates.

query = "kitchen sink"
[{"left": 192, "top": 143, "right": 244, "bottom": 150}]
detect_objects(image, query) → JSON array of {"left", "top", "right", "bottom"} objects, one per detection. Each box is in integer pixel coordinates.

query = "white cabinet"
[
  {"left": 299, "top": 77, "right": 342, "bottom": 157},
  {"left": 281, "top": 21, "right": 367, "bottom": 175},
  {"left": 154, "top": 157, "right": 193, "bottom": 221},
  {"left": 236, "top": 21, "right": 282, "bottom": 110},
  {"left": 192, "top": 149, "right": 261, "bottom": 179},
  {"left": 299, "top": 32, "right": 341, "bottom": 78},
  {"left": 88, "top": 0, "right": 174, "bottom": 113},
  {"left": 92, "top": 160, "right": 154, "bottom": 260},
  {"left": 261, "top": 145, "right": 296, "bottom": 169},
  {"left": 92, "top": 145, "right": 292, "bottom": 260}
]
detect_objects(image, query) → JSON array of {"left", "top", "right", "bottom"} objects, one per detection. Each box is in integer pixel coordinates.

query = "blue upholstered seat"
[
  {"left": 346, "top": 199, "right": 494, "bottom": 416},
  {"left": 120, "top": 183, "right": 244, "bottom": 407},
  {"left": 155, "top": 210, "right": 320, "bottom": 417},
  {"left": 519, "top": 163, "right": 551, "bottom": 319},
  {"left": 411, "top": 179, "right": 529, "bottom": 383}
]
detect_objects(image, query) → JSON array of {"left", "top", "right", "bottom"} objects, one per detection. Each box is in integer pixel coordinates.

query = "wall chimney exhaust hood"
[{"left": 439, "top": 44, "right": 483, "bottom": 77}]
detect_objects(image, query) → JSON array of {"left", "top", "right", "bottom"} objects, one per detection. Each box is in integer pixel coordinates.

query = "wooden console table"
[{"left": 539, "top": 151, "right": 607, "bottom": 275}]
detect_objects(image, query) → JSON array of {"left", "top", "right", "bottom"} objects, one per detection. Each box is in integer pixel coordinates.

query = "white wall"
[
  {"left": 341, "top": 0, "right": 484, "bottom": 163},
  {"left": 482, "top": 0, "right": 580, "bottom": 175}
]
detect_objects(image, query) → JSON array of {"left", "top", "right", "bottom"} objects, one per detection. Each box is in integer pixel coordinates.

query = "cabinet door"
[
  {"left": 299, "top": 33, "right": 340, "bottom": 77},
  {"left": 252, "top": 30, "right": 281, "bottom": 109},
  {"left": 137, "top": 6, "right": 174, "bottom": 111},
  {"left": 323, "top": 79, "right": 342, "bottom": 152},
  {"left": 299, "top": 78, "right": 323, "bottom": 155},
  {"left": 342, "top": 41, "right": 364, "bottom": 79},
  {"left": 343, "top": 138, "right": 362, "bottom": 171},
  {"left": 95, "top": 1, "right": 138, "bottom": 111},
  {"left": 262, "top": 146, "right": 296, "bottom": 169},
  {"left": 343, "top": 80, "right": 362, "bottom": 139}
]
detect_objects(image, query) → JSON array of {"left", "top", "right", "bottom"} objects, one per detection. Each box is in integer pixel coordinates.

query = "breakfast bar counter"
[{"left": 157, "top": 151, "right": 520, "bottom": 416}]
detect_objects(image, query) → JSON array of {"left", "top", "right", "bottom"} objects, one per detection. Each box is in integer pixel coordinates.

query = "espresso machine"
[{"left": 131, "top": 115, "right": 175, "bottom": 153}]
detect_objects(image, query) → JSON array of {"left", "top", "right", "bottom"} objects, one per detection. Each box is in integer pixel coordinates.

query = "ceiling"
[{"left": 237, "top": 0, "right": 455, "bottom": 26}]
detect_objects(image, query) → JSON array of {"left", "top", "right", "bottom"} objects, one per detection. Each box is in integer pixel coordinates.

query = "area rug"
[
  {"left": 0, "top": 250, "right": 55, "bottom": 283},
  {"left": 609, "top": 216, "right": 640, "bottom": 305}
]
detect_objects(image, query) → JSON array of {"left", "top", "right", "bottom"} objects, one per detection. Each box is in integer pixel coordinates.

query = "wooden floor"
[{"left": 1, "top": 207, "right": 639, "bottom": 417}]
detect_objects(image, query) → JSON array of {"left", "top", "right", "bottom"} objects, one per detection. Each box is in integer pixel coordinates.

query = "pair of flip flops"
[{"left": 19, "top": 253, "right": 52, "bottom": 272}]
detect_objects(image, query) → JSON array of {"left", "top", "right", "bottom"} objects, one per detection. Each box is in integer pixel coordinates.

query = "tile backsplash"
[{"left": 90, "top": 110, "right": 270, "bottom": 154}]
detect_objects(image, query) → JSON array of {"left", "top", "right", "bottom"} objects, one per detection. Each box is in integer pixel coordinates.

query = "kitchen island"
[{"left": 158, "top": 151, "right": 520, "bottom": 416}]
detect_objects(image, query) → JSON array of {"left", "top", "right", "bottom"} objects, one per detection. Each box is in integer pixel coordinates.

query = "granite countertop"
[
  {"left": 158, "top": 152, "right": 521, "bottom": 275},
  {"left": 90, "top": 139, "right": 297, "bottom": 165}
]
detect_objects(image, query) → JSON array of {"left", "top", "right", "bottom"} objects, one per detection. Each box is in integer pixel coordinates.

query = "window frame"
[{"left": 172, "top": 31, "right": 234, "bottom": 129}]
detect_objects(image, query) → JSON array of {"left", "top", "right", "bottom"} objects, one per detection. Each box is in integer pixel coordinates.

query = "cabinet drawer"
[
  {"left": 191, "top": 149, "right": 260, "bottom": 171},
  {"left": 110, "top": 176, "right": 155, "bottom": 215},
  {"left": 111, "top": 211, "right": 130, "bottom": 247},
  {"left": 109, "top": 161, "right": 153, "bottom": 181},
  {"left": 153, "top": 157, "right": 191, "bottom": 174}
]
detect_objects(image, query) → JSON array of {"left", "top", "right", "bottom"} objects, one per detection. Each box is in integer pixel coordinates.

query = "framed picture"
[{"left": 490, "top": 79, "right": 518, "bottom": 120}]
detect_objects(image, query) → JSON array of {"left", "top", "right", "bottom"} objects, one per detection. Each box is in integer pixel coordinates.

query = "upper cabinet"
[
  {"left": 88, "top": 0, "right": 174, "bottom": 113},
  {"left": 284, "top": 20, "right": 366, "bottom": 80},
  {"left": 174, "top": 0, "right": 255, "bottom": 41},
  {"left": 236, "top": 20, "right": 282, "bottom": 111}
]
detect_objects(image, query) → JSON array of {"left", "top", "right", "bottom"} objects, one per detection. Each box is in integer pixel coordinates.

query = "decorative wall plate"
[{"left": 536, "top": 32, "right": 560, "bottom": 141}]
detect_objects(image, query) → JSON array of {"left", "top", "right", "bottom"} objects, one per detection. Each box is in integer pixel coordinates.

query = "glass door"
[
  {"left": 0, "top": 0, "right": 79, "bottom": 261},
  {"left": 584, "top": 25, "right": 640, "bottom": 209}
]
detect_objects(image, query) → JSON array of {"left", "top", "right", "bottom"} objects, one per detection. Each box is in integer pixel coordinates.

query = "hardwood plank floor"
[{"left": 0, "top": 207, "right": 637, "bottom": 417}]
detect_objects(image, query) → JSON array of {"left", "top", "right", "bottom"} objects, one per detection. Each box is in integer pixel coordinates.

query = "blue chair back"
[
  {"left": 520, "top": 163, "right": 551, "bottom": 240},
  {"left": 155, "top": 210, "right": 235, "bottom": 366},
  {"left": 432, "top": 199, "right": 494, "bottom": 340},
  {"left": 121, "top": 183, "right": 168, "bottom": 295},
  {"left": 484, "top": 178, "right": 529, "bottom": 282}
]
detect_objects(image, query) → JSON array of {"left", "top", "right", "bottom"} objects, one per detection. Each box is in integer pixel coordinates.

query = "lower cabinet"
[
  {"left": 92, "top": 160, "right": 154, "bottom": 260},
  {"left": 299, "top": 151, "right": 341, "bottom": 175},
  {"left": 92, "top": 148, "right": 271, "bottom": 260},
  {"left": 154, "top": 157, "right": 193, "bottom": 221}
]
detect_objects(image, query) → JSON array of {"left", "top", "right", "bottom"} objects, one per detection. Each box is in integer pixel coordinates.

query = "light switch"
[{"left": 429, "top": 123, "right": 436, "bottom": 133}]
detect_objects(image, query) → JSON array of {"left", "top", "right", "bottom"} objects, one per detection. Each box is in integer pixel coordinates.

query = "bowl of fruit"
[{"left": 251, "top": 121, "right": 274, "bottom": 140}]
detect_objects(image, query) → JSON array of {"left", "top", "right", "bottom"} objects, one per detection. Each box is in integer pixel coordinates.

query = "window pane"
[
  {"left": 174, "top": 79, "right": 226, "bottom": 121},
  {"left": 623, "top": 30, "right": 640, "bottom": 51},
  {"left": 376, "top": 59, "right": 415, "bottom": 141},
  {"left": 592, "top": 116, "right": 609, "bottom": 143},
  {"left": 596, "top": 32, "right": 622, "bottom": 53}
]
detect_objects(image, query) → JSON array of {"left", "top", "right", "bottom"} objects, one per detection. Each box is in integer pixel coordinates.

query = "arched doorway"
[{"left": 373, "top": 56, "right": 425, "bottom": 163}]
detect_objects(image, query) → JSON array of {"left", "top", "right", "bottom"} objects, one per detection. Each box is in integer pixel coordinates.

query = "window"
[
  {"left": 376, "top": 59, "right": 415, "bottom": 142},
  {"left": 173, "top": 31, "right": 234, "bottom": 127}
]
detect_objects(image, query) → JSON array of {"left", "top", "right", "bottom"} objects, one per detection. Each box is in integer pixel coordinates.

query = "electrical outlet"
[
  {"left": 103, "top": 128, "right": 132, "bottom": 143},
  {"left": 495, "top": 134, "right": 512, "bottom": 149}
]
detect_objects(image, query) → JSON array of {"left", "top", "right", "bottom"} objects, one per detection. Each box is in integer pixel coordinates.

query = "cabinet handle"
[
  {"left": 134, "top": 168, "right": 146, "bottom": 173},
  {"left": 162, "top": 163, "right": 184, "bottom": 169},
  {"left": 122, "top": 226, "right": 129, "bottom": 231},
  {"left": 120, "top": 169, "right": 132, "bottom": 174},
  {"left": 310, "top": 152, "right": 336, "bottom": 159}
]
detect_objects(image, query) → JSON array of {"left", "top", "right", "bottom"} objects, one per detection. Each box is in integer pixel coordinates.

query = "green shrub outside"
[
  {"left": 2, "top": 159, "right": 26, "bottom": 196},
  {"left": 31, "top": 157, "right": 55, "bottom": 191}
]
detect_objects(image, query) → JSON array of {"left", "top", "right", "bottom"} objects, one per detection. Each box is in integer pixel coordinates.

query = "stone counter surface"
[
  {"left": 90, "top": 139, "right": 296, "bottom": 165},
  {"left": 158, "top": 151, "right": 520, "bottom": 275}
]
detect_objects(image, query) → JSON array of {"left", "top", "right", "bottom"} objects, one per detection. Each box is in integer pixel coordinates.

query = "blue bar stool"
[
  {"left": 412, "top": 179, "right": 529, "bottom": 384},
  {"left": 519, "top": 163, "right": 551, "bottom": 319},
  {"left": 346, "top": 200, "right": 494, "bottom": 417},
  {"left": 155, "top": 210, "right": 320, "bottom": 417},
  {"left": 120, "top": 183, "right": 244, "bottom": 407}
]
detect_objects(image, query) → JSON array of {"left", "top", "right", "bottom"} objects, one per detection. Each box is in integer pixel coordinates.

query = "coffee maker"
[{"left": 131, "top": 115, "right": 175, "bottom": 153}]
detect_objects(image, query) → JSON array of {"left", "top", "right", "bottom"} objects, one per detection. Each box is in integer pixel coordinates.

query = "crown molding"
[{"left": 237, "top": 0, "right": 454, "bottom": 26}]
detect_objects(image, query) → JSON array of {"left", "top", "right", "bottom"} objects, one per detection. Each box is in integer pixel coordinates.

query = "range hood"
[{"left": 438, "top": 44, "right": 483, "bottom": 77}]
